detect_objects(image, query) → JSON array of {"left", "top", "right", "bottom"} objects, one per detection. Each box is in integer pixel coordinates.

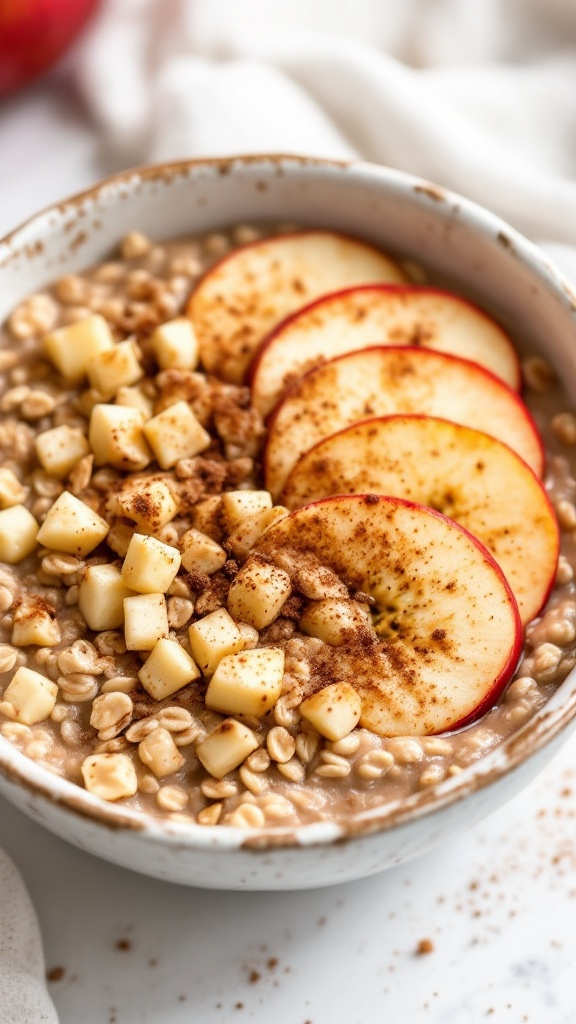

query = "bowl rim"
[{"left": 1, "top": 151, "right": 576, "bottom": 853}]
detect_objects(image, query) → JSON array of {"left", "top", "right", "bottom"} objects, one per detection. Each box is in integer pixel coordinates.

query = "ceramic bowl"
[{"left": 1, "top": 155, "right": 576, "bottom": 890}]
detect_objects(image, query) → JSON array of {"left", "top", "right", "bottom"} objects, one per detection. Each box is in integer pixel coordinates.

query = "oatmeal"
[{"left": 0, "top": 223, "right": 574, "bottom": 832}]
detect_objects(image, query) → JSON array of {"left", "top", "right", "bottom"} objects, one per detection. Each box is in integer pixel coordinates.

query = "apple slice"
[
  {"left": 250, "top": 285, "right": 521, "bottom": 417},
  {"left": 282, "top": 415, "right": 559, "bottom": 625},
  {"left": 264, "top": 347, "right": 544, "bottom": 499},
  {"left": 187, "top": 230, "right": 406, "bottom": 383},
  {"left": 256, "top": 494, "right": 522, "bottom": 736}
]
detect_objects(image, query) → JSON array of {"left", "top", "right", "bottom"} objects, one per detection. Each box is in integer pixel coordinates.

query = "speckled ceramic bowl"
[{"left": 1, "top": 155, "right": 576, "bottom": 890}]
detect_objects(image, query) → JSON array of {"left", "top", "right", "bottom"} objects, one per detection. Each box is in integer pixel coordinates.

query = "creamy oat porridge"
[{"left": 0, "top": 222, "right": 573, "bottom": 832}]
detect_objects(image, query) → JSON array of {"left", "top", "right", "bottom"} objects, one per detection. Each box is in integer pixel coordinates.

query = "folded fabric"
[
  {"left": 74, "top": 0, "right": 576, "bottom": 244},
  {"left": 0, "top": 848, "right": 58, "bottom": 1024}
]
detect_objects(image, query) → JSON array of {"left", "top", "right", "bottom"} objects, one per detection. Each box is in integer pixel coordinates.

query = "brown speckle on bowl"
[{"left": 414, "top": 183, "right": 446, "bottom": 202}]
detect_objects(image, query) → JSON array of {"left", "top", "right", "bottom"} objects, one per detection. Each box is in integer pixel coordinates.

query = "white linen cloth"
[
  {"left": 74, "top": 0, "right": 576, "bottom": 263},
  {"left": 0, "top": 849, "right": 58, "bottom": 1023},
  {"left": 3, "top": 2, "right": 576, "bottom": 1020}
]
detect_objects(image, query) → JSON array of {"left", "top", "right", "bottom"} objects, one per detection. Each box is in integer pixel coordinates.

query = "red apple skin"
[
  {"left": 248, "top": 283, "right": 522, "bottom": 414},
  {"left": 309, "top": 496, "right": 525, "bottom": 733},
  {"left": 0, "top": 0, "right": 101, "bottom": 95},
  {"left": 377, "top": 494, "right": 523, "bottom": 733},
  {"left": 424, "top": 496, "right": 524, "bottom": 730},
  {"left": 280, "top": 413, "right": 560, "bottom": 625},
  {"left": 187, "top": 230, "right": 405, "bottom": 383},
  {"left": 263, "top": 345, "right": 545, "bottom": 498},
  {"left": 257, "top": 492, "right": 524, "bottom": 735}
]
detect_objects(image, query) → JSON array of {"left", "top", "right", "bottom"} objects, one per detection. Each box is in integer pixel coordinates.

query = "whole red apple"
[{"left": 0, "top": 0, "right": 101, "bottom": 95}]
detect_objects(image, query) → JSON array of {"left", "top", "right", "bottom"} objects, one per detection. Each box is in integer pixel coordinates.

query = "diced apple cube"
[
  {"left": 138, "top": 726, "right": 185, "bottom": 778},
  {"left": 221, "top": 490, "right": 272, "bottom": 532},
  {"left": 299, "top": 598, "right": 370, "bottom": 646},
  {"left": 36, "top": 490, "right": 109, "bottom": 556},
  {"left": 260, "top": 505, "right": 290, "bottom": 533},
  {"left": 11, "top": 616, "right": 60, "bottom": 648},
  {"left": 78, "top": 563, "right": 135, "bottom": 630},
  {"left": 150, "top": 317, "right": 199, "bottom": 371},
  {"left": 12, "top": 597, "right": 61, "bottom": 647},
  {"left": 138, "top": 637, "right": 201, "bottom": 700},
  {"left": 237, "top": 622, "right": 259, "bottom": 649},
  {"left": 117, "top": 479, "right": 179, "bottom": 534},
  {"left": 124, "top": 593, "right": 169, "bottom": 651},
  {"left": 115, "top": 385, "right": 154, "bottom": 419},
  {"left": 0, "top": 505, "right": 38, "bottom": 563},
  {"left": 226, "top": 511, "right": 270, "bottom": 559},
  {"left": 0, "top": 468, "right": 26, "bottom": 508},
  {"left": 188, "top": 608, "right": 244, "bottom": 676},
  {"left": 87, "top": 339, "right": 143, "bottom": 397},
  {"left": 35, "top": 425, "right": 90, "bottom": 478},
  {"left": 227, "top": 558, "right": 291, "bottom": 630},
  {"left": 2, "top": 667, "right": 58, "bottom": 724},
  {"left": 179, "top": 528, "right": 227, "bottom": 574},
  {"left": 205, "top": 647, "right": 284, "bottom": 717},
  {"left": 225, "top": 505, "right": 289, "bottom": 559},
  {"left": 191, "top": 495, "right": 222, "bottom": 540},
  {"left": 121, "top": 533, "right": 181, "bottom": 593},
  {"left": 196, "top": 718, "right": 259, "bottom": 779},
  {"left": 89, "top": 404, "right": 151, "bottom": 471},
  {"left": 299, "top": 681, "right": 362, "bottom": 741},
  {"left": 43, "top": 314, "right": 114, "bottom": 382},
  {"left": 143, "top": 400, "right": 210, "bottom": 469},
  {"left": 81, "top": 752, "right": 138, "bottom": 801}
]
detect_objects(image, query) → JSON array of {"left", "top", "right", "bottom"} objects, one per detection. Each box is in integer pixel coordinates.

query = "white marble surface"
[{"left": 3, "top": 71, "right": 576, "bottom": 1024}]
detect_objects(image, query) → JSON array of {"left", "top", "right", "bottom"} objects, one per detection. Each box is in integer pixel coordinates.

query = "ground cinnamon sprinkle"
[
  {"left": 416, "top": 938, "right": 435, "bottom": 955},
  {"left": 46, "top": 965, "right": 65, "bottom": 982}
]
